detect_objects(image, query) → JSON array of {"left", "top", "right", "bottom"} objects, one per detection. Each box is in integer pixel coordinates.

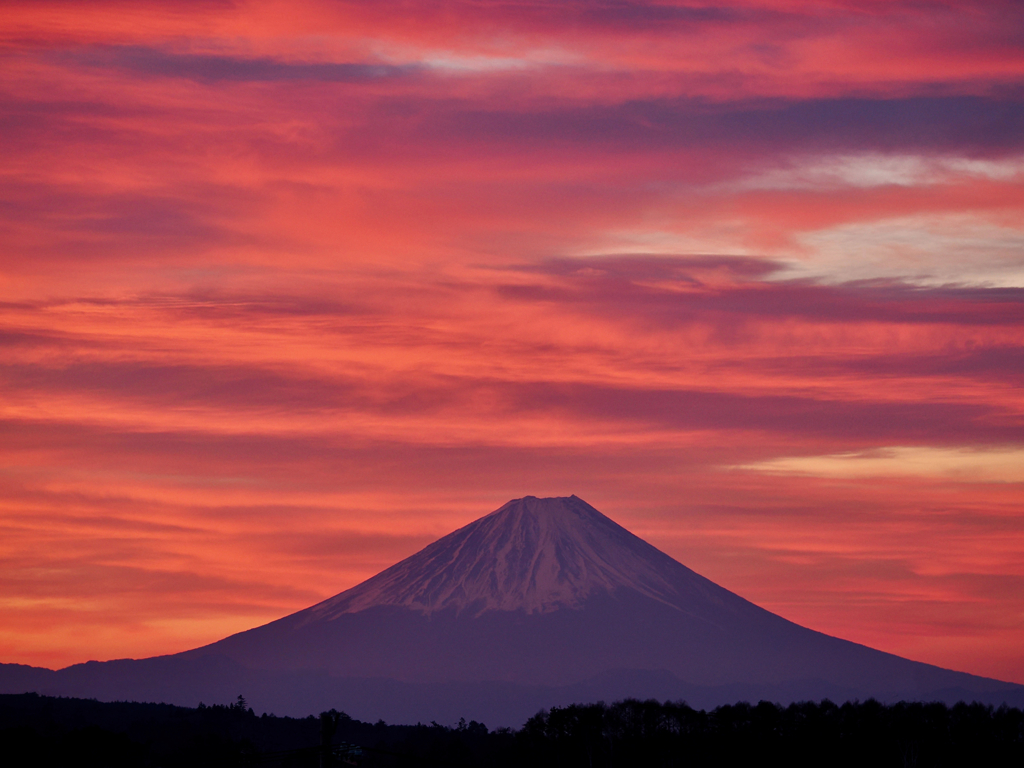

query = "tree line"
[{"left": 2, "top": 692, "right": 1022, "bottom": 767}]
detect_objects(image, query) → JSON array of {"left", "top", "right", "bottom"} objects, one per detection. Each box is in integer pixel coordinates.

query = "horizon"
[{"left": 1, "top": 0, "right": 1023, "bottom": 689}]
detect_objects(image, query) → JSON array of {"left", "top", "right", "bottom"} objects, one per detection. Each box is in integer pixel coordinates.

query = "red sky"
[{"left": 2, "top": 0, "right": 1023, "bottom": 684}]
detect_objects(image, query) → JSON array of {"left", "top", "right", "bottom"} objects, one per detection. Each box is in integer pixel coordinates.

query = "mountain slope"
[
  {"left": 189, "top": 496, "right": 1016, "bottom": 695},
  {"left": 4, "top": 495, "right": 1023, "bottom": 725},
  {"left": 307, "top": 494, "right": 744, "bottom": 617}
]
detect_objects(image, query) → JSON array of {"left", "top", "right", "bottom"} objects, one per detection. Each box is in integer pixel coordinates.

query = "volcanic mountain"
[{"left": 3, "top": 496, "right": 1022, "bottom": 725}]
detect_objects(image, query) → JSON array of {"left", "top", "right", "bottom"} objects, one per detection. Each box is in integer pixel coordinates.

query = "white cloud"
[
  {"left": 785, "top": 214, "right": 1024, "bottom": 287},
  {"left": 736, "top": 446, "right": 1024, "bottom": 483},
  {"left": 741, "top": 153, "right": 1024, "bottom": 191}
]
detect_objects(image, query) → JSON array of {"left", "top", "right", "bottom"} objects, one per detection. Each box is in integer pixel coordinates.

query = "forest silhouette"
[{"left": 3, "top": 692, "right": 1023, "bottom": 766}]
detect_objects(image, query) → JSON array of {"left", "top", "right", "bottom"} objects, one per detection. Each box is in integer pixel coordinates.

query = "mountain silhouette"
[{"left": 3, "top": 496, "right": 1023, "bottom": 725}]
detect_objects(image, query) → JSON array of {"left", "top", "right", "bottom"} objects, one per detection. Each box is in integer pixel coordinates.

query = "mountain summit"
[
  {"left": 5, "top": 495, "right": 1023, "bottom": 725},
  {"left": 310, "top": 495, "right": 724, "bottom": 617}
]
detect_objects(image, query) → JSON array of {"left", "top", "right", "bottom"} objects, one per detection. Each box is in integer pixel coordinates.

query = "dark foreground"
[{"left": 2, "top": 692, "right": 1023, "bottom": 767}]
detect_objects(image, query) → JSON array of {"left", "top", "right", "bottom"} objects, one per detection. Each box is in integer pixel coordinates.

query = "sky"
[{"left": 1, "top": 0, "right": 1023, "bottom": 685}]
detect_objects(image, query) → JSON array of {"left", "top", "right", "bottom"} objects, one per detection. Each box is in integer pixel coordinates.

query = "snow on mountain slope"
[{"left": 306, "top": 495, "right": 743, "bottom": 620}]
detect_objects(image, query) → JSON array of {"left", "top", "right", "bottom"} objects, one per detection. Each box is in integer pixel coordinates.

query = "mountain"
[{"left": 3, "top": 495, "right": 1023, "bottom": 726}]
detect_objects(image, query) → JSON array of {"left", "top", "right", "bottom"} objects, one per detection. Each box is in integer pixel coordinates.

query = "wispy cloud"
[{"left": 736, "top": 446, "right": 1024, "bottom": 482}]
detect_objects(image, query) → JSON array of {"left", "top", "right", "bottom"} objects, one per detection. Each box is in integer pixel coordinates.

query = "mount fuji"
[{"left": 3, "top": 496, "right": 1023, "bottom": 725}]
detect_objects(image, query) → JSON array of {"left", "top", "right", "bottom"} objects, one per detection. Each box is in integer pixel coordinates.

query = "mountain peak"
[
  {"left": 480, "top": 494, "right": 602, "bottom": 526},
  {"left": 307, "top": 495, "right": 711, "bottom": 619}
]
